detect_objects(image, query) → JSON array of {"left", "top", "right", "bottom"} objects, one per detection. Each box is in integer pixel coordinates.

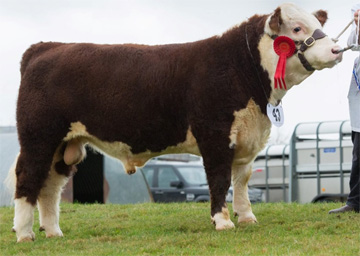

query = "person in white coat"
[{"left": 329, "top": 4, "right": 360, "bottom": 214}]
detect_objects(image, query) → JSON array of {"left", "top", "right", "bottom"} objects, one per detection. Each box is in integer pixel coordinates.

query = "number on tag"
[{"left": 267, "top": 103, "right": 284, "bottom": 127}]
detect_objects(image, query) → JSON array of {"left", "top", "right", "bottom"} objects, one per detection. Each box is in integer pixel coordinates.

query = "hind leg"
[
  {"left": 232, "top": 164, "right": 257, "bottom": 223},
  {"left": 37, "top": 167, "right": 69, "bottom": 238},
  {"left": 38, "top": 141, "right": 83, "bottom": 238},
  {"left": 13, "top": 197, "right": 36, "bottom": 242},
  {"left": 13, "top": 150, "right": 54, "bottom": 242}
]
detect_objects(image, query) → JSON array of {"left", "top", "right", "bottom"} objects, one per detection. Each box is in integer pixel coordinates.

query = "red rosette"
[
  {"left": 273, "top": 36, "right": 296, "bottom": 90},
  {"left": 273, "top": 36, "right": 296, "bottom": 57}
]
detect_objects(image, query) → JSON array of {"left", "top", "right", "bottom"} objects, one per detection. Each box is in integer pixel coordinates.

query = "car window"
[
  {"left": 142, "top": 167, "right": 155, "bottom": 187},
  {"left": 158, "top": 167, "right": 179, "bottom": 188},
  {"left": 177, "top": 166, "right": 207, "bottom": 185}
]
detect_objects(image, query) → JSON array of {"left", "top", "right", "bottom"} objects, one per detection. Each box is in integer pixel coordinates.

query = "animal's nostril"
[{"left": 332, "top": 47, "right": 342, "bottom": 54}]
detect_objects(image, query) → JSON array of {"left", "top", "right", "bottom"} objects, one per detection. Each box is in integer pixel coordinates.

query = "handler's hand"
[{"left": 355, "top": 9, "right": 360, "bottom": 26}]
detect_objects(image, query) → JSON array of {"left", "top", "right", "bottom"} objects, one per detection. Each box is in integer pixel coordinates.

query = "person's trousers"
[{"left": 347, "top": 131, "right": 360, "bottom": 210}]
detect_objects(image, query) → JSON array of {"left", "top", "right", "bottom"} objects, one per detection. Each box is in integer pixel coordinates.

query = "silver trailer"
[
  {"left": 289, "top": 120, "right": 352, "bottom": 203},
  {"left": 250, "top": 144, "right": 290, "bottom": 202},
  {"left": 250, "top": 120, "right": 352, "bottom": 203}
]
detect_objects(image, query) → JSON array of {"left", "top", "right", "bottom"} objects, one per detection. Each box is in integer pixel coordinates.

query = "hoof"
[
  {"left": 46, "top": 232, "right": 63, "bottom": 238},
  {"left": 17, "top": 231, "right": 35, "bottom": 242},
  {"left": 45, "top": 228, "right": 64, "bottom": 238},
  {"left": 39, "top": 225, "right": 64, "bottom": 238},
  {"left": 18, "top": 237, "right": 34, "bottom": 242},
  {"left": 211, "top": 209, "right": 235, "bottom": 231},
  {"left": 238, "top": 218, "right": 257, "bottom": 224},
  {"left": 237, "top": 212, "right": 257, "bottom": 224},
  {"left": 11, "top": 227, "right": 16, "bottom": 232},
  {"left": 215, "top": 219, "right": 235, "bottom": 230}
]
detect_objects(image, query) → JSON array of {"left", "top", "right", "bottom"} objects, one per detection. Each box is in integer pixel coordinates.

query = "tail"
[{"left": 4, "top": 153, "right": 19, "bottom": 203}]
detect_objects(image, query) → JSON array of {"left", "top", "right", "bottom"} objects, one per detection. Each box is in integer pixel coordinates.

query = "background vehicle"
[{"left": 141, "top": 157, "right": 263, "bottom": 203}]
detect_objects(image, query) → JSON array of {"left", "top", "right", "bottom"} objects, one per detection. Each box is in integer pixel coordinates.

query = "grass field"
[{"left": 0, "top": 202, "right": 359, "bottom": 255}]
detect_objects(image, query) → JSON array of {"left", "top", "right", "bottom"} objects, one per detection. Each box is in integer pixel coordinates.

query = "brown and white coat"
[{"left": 8, "top": 3, "right": 342, "bottom": 242}]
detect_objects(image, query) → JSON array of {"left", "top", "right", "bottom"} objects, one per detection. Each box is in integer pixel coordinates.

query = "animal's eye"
[{"left": 294, "top": 27, "right": 301, "bottom": 33}]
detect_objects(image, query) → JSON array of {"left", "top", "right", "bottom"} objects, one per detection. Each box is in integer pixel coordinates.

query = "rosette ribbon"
[{"left": 273, "top": 36, "right": 296, "bottom": 90}]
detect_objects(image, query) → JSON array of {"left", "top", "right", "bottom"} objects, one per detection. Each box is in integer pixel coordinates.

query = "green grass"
[{"left": 0, "top": 202, "right": 359, "bottom": 255}]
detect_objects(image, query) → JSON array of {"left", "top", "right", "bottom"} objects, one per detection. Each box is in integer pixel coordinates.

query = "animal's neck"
[
  {"left": 212, "top": 14, "right": 313, "bottom": 112},
  {"left": 236, "top": 15, "right": 273, "bottom": 112},
  {"left": 258, "top": 33, "right": 314, "bottom": 105}
]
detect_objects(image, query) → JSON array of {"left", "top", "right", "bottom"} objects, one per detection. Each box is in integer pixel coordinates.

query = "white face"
[
  {"left": 260, "top": 3, "right": 343, "bottom": 103},
  {"left": 278, "top": 4, "right": 342, "bottom": 70}
]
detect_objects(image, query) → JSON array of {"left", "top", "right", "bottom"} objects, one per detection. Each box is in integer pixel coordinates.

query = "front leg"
[
  {"left": 207, "top": 164, "right": 235, "bottom": 230},
  {"left": 232, "top": 164, "right": 257, "bottom": 223},
  {"left": 196, "top": 134, "right": 235, "bottom": 231}
]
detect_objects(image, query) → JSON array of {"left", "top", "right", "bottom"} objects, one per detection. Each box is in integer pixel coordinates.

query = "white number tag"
[{"left": 267, "top": 103, "right": 284, "bottom": 127}]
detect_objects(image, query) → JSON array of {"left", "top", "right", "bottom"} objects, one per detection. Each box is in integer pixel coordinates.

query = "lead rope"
[
  {"left": 332, "top": 20, "right": 353, "bottom": 43},
  {"left": 332, "top": 12, "right": 360, "bottom": 53}
]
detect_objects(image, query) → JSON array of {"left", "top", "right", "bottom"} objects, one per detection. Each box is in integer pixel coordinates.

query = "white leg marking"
[
  {"left": 37, "top": 167, "right": 68, "bottom": 238},
  {"left": 232, "top": 164, "right": 257, "bottom": 224},
  {"left": 211, "top": 207, "right": 235, "bottom": 231},
  {"left": 14, "top": 197, "right": 36, "bottom": 242}
]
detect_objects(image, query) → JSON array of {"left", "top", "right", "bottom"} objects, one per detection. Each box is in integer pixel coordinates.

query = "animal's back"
[
  {"left": 20, "top": 42, "right": 66, "bottom": 76},
  {"left": 18, "top": 41, "right": 195, "bottom": 153}
]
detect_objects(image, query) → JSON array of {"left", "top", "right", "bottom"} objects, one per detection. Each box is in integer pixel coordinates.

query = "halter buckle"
[{"left": 304, "top": 36, "right": 315, "bottom": 47}]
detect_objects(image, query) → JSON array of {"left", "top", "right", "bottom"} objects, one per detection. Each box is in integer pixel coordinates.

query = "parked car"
[{"left": 140, "top": 159, "right": 263, "bottom": 203}]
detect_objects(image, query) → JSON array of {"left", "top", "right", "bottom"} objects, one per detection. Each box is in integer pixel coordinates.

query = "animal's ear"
[
  {"left": 313, "top": 10, "right": 328, "bottom": 27},
  {"left": 268, "top": 7, "right": 283, "bottom": 33}
]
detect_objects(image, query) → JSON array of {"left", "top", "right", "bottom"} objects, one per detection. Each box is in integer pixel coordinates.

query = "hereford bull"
[{"left": 8, "top": 3, "right": 342, "bottom": 242}]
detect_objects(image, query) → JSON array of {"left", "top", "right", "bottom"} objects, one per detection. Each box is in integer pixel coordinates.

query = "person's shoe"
[{"left": 328, "top": 205, "right": 359, "bottom": 214}]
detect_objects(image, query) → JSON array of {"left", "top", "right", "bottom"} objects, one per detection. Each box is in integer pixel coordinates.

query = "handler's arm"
[{"left": 348, "top": 9, "right": 360, "bottom": 47}]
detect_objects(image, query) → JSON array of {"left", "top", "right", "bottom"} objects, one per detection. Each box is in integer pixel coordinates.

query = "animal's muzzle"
[{"left": 296, "top": 29, "right": 327, "bottom": 72}]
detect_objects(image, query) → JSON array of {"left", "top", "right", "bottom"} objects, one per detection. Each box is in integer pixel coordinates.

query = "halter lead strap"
[{"left": 297, "top": 52, "right": 315, "bottom": 71}]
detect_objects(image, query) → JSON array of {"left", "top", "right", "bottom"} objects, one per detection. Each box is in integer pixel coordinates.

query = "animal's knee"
[{"left": 63, "top": 139, "right": 86, "bottom": 165}]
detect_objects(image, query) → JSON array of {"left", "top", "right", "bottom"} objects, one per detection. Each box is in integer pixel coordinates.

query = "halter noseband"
[{"left": 271, "top": 29, "right": 327, "bottom": 72}]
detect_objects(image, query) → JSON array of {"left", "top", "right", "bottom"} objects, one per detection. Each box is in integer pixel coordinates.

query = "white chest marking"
[{"left": 229, "top": 99, "right": 271, "bottom": 166}]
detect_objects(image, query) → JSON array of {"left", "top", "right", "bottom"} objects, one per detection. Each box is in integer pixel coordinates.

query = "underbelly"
[{"left": 63, "top": 122, "right": 201, "bottom": 173}]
